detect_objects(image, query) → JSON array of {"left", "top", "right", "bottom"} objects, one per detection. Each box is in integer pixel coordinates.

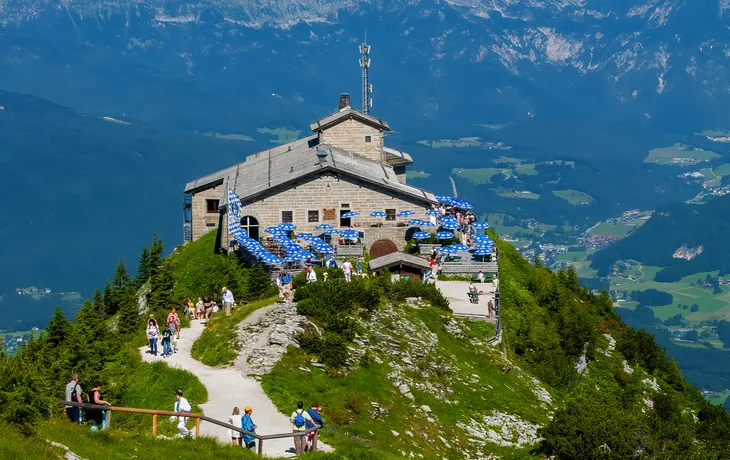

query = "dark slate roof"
[
  {"left": 211, "top": 143, "right": 436, "bottom": 206},
  {"left": 368, "top": 252, "right": 431, "bottom": 272},
  {"left": 309, "top": 107, "right": 391, "bottom": 133}
]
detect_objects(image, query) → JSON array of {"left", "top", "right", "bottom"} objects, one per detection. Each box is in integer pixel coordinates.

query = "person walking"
[
  {"left": 64, "top": 374, "right": 83, "bottom": 424},
  {"left": 492, "top": 275, "right": 499, "bottom": 293},
  {"left": 305, "top": 403, "right": 324, "bottom": 452},
  {"left": 477, "top": 271, "right": 485, "bottom": 284},
  {"left": 161, "top": 327, "right": 172, "bottom": 358},
  {"left": 222, "top": 287, "right": 235, "bottom": 317},
  {"left": 146, "top": 318, "right": 160, "bottom": 355},
  {"left": 203, "top": 296, "right": 214, "bottom": 319},
  {"left": 356, "top": 261, "right": 362, "bottom": 274},
  {"left": 487, "top": 299, "right": 495, "bottom": 316},
  {"left": 173, "top": 390, "right": 191, "bottom": 437},
  {"left": 228, "top": 407, "right": 243, "bottom": 446},
  {"left": 87, "top": 383, "right": 112, "bottom": 431},
  {"left": 342, "top": 261, "right": 353, "bottom": 282},
  {"left": 290, "top": 401, "right": 314, "bottom": 455},
  {"left": 280, "top": 272, "right": 293, "bottom": 302},
  {"left": 167, "top": 307, "right": 181, "bottom": 339},
  {"left": 195, "top": 297, "right": 204, "bottom": 320},
  {"left": 242, "top": 406, "right": 257, "bottom": 450}
]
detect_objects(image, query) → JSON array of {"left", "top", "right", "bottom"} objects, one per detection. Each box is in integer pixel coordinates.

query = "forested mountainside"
[
  {"left": 592, "top": 193, "right": 730, "bottom": 282},
  {"left": 2, "top": 231, "right": 730, "bottom": 459}
]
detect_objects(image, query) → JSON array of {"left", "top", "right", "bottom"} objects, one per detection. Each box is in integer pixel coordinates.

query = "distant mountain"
[
  {"left": 591, "top": 193, "right": 730, "bottom": 281},
  {"left": 0, "top": 90, "right": 257, "bottom": 297}
]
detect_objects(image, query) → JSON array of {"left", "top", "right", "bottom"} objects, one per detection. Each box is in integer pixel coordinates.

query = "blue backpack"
[{"left": 293, "top": 410, "right": 306, "bottom": 428}]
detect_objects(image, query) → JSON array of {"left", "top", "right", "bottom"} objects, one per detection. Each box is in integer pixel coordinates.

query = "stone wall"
[
  {"left": 319, "top": 118, "right": 384, "bottom": 163},
  {"left": 190, "top": 184, "right": 223, "bottom": 241},
  {"left": 226, "top": 173, "right": 432, "bottom": 250}
]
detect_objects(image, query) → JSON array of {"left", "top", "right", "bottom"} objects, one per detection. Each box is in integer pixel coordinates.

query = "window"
[
  {"left": 206, "top": 199, "right": 219, "bottom": 213},
  {"left": 341, "top": 203, "right": 350, "bottom": 208},
  {"left": 240, "top": 216, "right": 260, "bottom": 240},
  {"left": 206, "top": 222, "right": 216, "bottom": 227},
  {"left": 385, "top": 208, "right": 396, "bottom": 221},
  {"left": 281, "top": 210, "right": 293, "bottom": 223},
  {"left": 308, "top": 210, "right": 319, "bottom": 222},
  {"left": 365, "top": 135, "right": 372, "bottom": 143}
]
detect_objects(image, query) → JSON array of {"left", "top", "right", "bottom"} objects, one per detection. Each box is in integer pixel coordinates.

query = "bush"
[{"left": 320, "top": 333, "right": 349, "bottom": 368}]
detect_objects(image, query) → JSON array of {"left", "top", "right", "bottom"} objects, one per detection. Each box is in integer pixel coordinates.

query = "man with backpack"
[
  {"left": 290, "top": 401, "right": 315, "bottom": 455},
  {"left": 65, "top": 374, "right": 83, "bottom": 424}
]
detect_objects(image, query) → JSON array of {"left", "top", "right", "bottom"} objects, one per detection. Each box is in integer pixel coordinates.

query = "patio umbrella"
[
  {"left": 449, "top": 244, "right": 469, "bottom": 252},
  {"left": 421, "top": 221, "right": 436, "bottom": 228},
  {"left": 436, "top": 231, "right": 454, "bottom": 240},
  {"left": 341, "top": 229, "right": 359, "bottom": 240},
  {"left": 282, "top": 255, "right": 300, "bottom": 263},
  {"left": 296, "top": 233, "right": 313, "bottom": 240},
  {"left": 425, "top": 209, "right": 442, "bottom": 216},
  {"left": 472, "top": 247, "right": 491, "bottom": 261},
  {"left": 265, "top": 226, "right": 281, "bottom": 234},
  {"left": 408, "top": 219, "right": 426, "bottom": 226},
  {"left": 439, "top": 246, "right": 457, "bottom": 254},
  {"left": 370, "top": 211, "right": 387, "bottom": 218},
  {"left": 440, "top": 221, "right": 460, "bottom": 230},
  {"left": 413, "top": 231, "right": 431, "bottom": 240},
  {"left": 471, "top": 221, "right": 490, "bottom": 229},
  {"left": 342, "top": 211, "right": 359, "bottom": 218},
  {"left": 440, "top": 214, "right": 458, "bottom": 221},
  {"left": 263, "top": 255, "right": 282, "bottom": 265},
  {"left": 324, "top": 229, "right": 341, "bottom": 235},
  {"left": 473, "top": 233, "right": 489, "bottom": 242},
  {"left": 316, "top": 223, "right": 333, "bottom": 230},
  {"left": 436, "top": 195, "right": 454, "bottom": 204},
  {"left": 397, "top": 210, "right": 415, "bottom": 217},
  {"left": 278, "top": 222, "right": 297, "bottom": 231}
]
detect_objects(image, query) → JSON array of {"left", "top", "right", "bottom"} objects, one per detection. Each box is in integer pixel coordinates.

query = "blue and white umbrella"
[
  {"left": 436, "top": 195, "right": 454, "bottom": 204},
  {"left": 370, "top": 211, "right": 387, "bottom": 218},
  {"left": 439, "top": 246, "right": 458, "bottom": 254},
  {"left": 440, "top": 215, "right": 458, "bottom": 222},
  {"left": 282, "top": 255, "right": 300, "bottom": 263},
  {"left": 425, "top": 209, "right": 442, "bottom": 216},
  {"left": 316, "top": 223, "right": 333, "bottom": 230},
  {"left": 301, "top": 252, "right": 315, "bottom": 259},
  {"left": 324, "top": 229, "right": 341, "bottom": 235},
  {"left": 296, "top": 233, "right": 313, "bottom": 240},
  {"left": 408, "top": 219, "right": 427, "bottom": 226},
  {"left": 341, "top": 229, "right": 359, "bottom": 240},
  {"left": 421, "top": 221, "right": 436, "bottom": 228},
  {"left": 278, "top": 222, "right": 297, "bottom": 231},
  {"left": 449, "top": 244, "right": 469, "bottom": 252},
  {"left": 397, "top": 210, "right": 415, "bottom": 217},
  {"left": 471, "top": 221, "right": 490, "bottom": 229},
  {"left": 436, "top": 231, "right": 454, "bottom": 240},
  {"left": 262, "top": 255, "right": 282, "bottom": 265},
  {"left": 413, "top": 231, "right": 431, "bottom": 240},
  {"left": 440, "top": 221, "right": 460, "bottom": 230},
  {"left": 342, "top": 211, "right": 359, "bottom": 218},
  {"left": 266, "top": 229, "right": 286, "bottom": 238},
  {"left": 472, "top": 247, "right": 492, "bottom": 256},
  {"left": 453, "top": 200, "right": 473, "bottom": 210},
  {"left": 265, "top": 226, "right": 281, "bottom": 234}
]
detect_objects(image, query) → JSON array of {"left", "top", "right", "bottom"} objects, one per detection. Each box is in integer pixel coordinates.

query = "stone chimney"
[{"left": 338, "top": 93, "right": 350, "bottom": 110}]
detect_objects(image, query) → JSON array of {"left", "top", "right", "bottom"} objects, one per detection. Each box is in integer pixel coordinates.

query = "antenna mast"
[{"left": 359, "top": 34, "right": 372, "bottom": 114}]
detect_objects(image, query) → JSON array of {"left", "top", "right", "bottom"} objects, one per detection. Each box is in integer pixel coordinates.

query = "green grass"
[
  {"left": 497, "top": 190, "right": 540, "bottom": 200},
  {"left": 257, "top": 127, "right": 301, "bottom": 145},
  {"left": 452, "top": 167, "right": 504, "bottom": 184},
  {"left": 645, "top": 143, "right": 721, "bottom": 165},
  {"left": 557, "top": 251, "right": 589, "bottom": 262},
  {"left": 708, "top": 392, "right": 730, "bottom": 406},
  {"left": 713, "top": 163, "right": 730, "bottom": 177},
  {"left": 405, "top": 171, "right": 430, "bottom": 180},
  {"left": 696, "top": 129, "right": 730, "bottom": 137},
  {"left": 589, "top": 222, "right": 636, "bottom": 237},
  {"left": 553, "top": 189, "right": 594, "bottom": 206},
  {"left": 0, "top": 422, "right": 60, "bottom": 458},
  {"left": 191, "top": 297, "right": 278, "bottom": 366},
  {"left": 514, "top": 163, "right": 538, "bottom": 176},
  {"left": 492, "top": 156, "right": 523, "bottom": 164}
]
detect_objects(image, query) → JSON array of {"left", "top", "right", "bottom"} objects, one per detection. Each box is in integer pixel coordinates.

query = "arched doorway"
[
  {"left": 240, "top": 216, "right": 260, "bottom": 240},
  {"left": 370, "top": 239, "right": 398, "bottom": 258}
]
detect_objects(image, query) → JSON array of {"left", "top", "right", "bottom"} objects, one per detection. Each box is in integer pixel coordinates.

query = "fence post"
[
  {"left": 152, "top": 414, "right": 158, "bottom": 437},
  {"left": 104, "top": 410, "right": 111, "bottom": 430},
  {"left": 257, "top": 439, "right": 263, "bottom": 456},
  {"left": 195, "top": 417, "right": 200, "bottom": 438}
]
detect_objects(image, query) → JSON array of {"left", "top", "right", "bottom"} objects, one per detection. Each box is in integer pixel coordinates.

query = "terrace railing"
[
  {"left": 440, "top": 261, "right": 498, "bottom": 274},
  {"left": 336, "top": 244, "right": 364, "bottom": 257}
]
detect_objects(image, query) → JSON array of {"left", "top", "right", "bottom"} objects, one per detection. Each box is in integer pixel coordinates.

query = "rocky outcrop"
[{"left": 673, "top": 244, "right": 703, "bottom": 260}]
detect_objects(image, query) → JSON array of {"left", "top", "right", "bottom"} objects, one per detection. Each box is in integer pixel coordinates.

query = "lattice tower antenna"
[{"left": 359, "top": 33, "right": 372, "bottom": 114}]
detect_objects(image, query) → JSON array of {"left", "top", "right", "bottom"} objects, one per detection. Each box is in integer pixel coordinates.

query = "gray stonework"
[
  {"left": 319, "top": 118, "right": 384, "bottom": 163},
  {"left": 191, "top": 184, "right": 223, "bottom": 241}
]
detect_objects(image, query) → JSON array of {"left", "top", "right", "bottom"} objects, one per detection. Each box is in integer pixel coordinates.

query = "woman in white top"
[
  {"left": 307, "top": 268, "right": 318, "bottom": 283},
  {"left": 146, "top": 318, "right": 160, "bottom": 356},
  {"left": 229, "top": 406, "right": 243, "bottom": 446}
]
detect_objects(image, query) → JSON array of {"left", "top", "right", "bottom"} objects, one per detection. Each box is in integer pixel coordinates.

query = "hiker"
[
  {"left": 290, "top": 401, "right": 315, "bottom": 455},
  {"left": 173, "top": 390, "right": 191, "bottom": 436},
  {"left": 280, "top": 272, "right": 293, "bottom": 302},
  {"left": 222, "top": 287, "right": 235, "bottom": 316},
  {"left": 342, "top": 260, "right": 353, "bottom": 282},
  {"left": 167, "top": 307, "right": 181, "bottom": 339},
  {"left": 87, "top": 383, "right": 111, "bottom": 431},
  {"left": 229, "top": 407, "right": 243, "bottom": 446},
  {"left": 305, "top": 403, "right": 324, "bottom": 452},
  {"left": 146, "top": 318, "right": 160, "bottom": 355},
  {"left": 171, "top": 327, "right": 179, "bottom": 354},
  {"left": 182, "top": 298, "right": 192, "bottom": 319},
  {"left": 477, "top": 271, "right": 485, "bottom": 283},
  {"left": 242, "top": 406, "right": 257, "bottom": 450},
  {"left": 307, "top": 268, "right": 317, "bottom": 283},
  {"left": 487, "top": 299, "right": 495, "bottom": 316},
  {"left": 492, "top": 274, "right": 499, "bottom": 293},
  {"left": 195, "top": 297, "right": 204, "bottom": 319},
  {"left": 203, "top": 296, "right": 214, "bottom": 319},
  {"left": 64, "top": 374, "right": 83, "bottom": 424},
  {"left": 356, "top": 261, "right": 362, "bottom": 274},
  {"left": 161, "top": 327, "right": 172, "bottom": 357}
]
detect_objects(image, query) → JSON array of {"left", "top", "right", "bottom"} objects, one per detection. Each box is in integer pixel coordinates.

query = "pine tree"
[
  {"left": 45, "top": 306, "right": 72, "bottom": 346},
  {"left": 148, "top": 258, "right": 174, "bottom": 312},
  {"left": 148, "top": 233, "right": 165, "bottom": 280},
  {"left": 92, "top": 288, "right": 106, "bottom": 319},
  {"left": 136, "top": 247, "right": 151, "bottom": 287},
  {"left": 248, "top": 264, "right": 274, "bottom": 299},
  {"left": 117, "top": 294, "right": 141, "bottom": 336},
  {"left": 113, "top": 260, "right": 130, "bottom": 290},
  {"left": 103, "top": 281, "right": 114, "bottom": 314}
]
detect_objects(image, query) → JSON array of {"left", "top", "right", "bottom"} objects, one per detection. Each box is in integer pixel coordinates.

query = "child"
[
  {"left": 171, "top": 331, "right": 179, "bottom": 354},
  {"left": 229, "top": 407, "right": 243, "bottom": 446},
  {"left": 161, "top": 327, "right": 172, "bottom": 358}
]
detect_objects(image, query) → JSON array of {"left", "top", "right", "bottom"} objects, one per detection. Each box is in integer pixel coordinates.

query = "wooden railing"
[{"left": 59, "top": 401, "right": 319, "bottom": 455}]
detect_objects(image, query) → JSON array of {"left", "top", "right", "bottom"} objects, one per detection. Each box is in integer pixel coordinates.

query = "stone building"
[{"left": 183, "top": 94, "right": 437, "bottom": 256}]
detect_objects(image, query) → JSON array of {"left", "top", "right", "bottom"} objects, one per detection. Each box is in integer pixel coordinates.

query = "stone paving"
[{"left": 436, "top": 280, "right": 496, "bottom": 319}]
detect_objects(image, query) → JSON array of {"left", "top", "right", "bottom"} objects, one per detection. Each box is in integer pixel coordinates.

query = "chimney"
[{"left": 338, "top": 93, "right": 350, "bottom": 110}]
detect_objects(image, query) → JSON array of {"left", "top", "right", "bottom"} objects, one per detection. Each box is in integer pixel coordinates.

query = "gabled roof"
[
  {"left": 219, "top": 144, "right": 436, "bottom": 206},
  {"left": 309, "top": 107, "right": 391, "bottom": 133},
  {"left": 368, "top": 252, "right": 431, "bottom": 272},
  {"left": 384, "top": 147, "right": 414, "bottom": 167}
]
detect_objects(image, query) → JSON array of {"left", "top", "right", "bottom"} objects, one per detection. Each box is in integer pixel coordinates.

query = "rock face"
[
  {"left": 673, "top": 244, "right": 703, "bottom": 260},
  {"left": 235, "top": 302, "right": 308, "bottom": 376},
  {"left": 458, "top": 411, "right": 542, "bottom": 448}
]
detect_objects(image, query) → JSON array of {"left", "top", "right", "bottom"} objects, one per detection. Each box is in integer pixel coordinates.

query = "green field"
[
  {"left": 714, "top": 163, "right": 730, "bottom": 177},
  {"left": 557, "top": 251, "right": 589, "bottom": 262},
  {"left": 406, "top": 171, "right": 431, "bottom": 180},
  {"left": 257, "top": 127, "right": 301, "bottom": 145},
  {"left": 497, "top": 190, "right": 540, "bottom": 200},
  {"left": 492, "top": 156, "right": 522, "bottom": 164},
  {"left": 452, "top": 167, "right": 504, "bottom": 184},
  {"left": 589, "top": 222, "right": 637, "bottom": 237},
  {"left": 708, "top": 392, "right": 730, "bottom": 406},
  {"left": 553, "top": 189, "right": 594, "bottom": 206},
  {"left": 645, "top": 143, "right": 721, "bottom": 165},
  {"left": 696, "top": 129, "right": 730, "bottom": 137},
  {"left": 515, "top": 163, "right": 538, "bottom": 175}
]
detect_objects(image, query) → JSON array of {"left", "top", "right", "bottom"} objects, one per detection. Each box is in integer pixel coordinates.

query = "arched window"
[{"left": 240, "top": 216, "right": 260, "bottom": 240}]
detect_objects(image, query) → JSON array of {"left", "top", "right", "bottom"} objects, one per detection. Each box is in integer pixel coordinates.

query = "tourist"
[
  {"left": 469, "top": 282, "right": 478, "bottom": 294},
  {"left": 146, "top": 318, "right": 159, "bottom": 355},
  {"left": 183, "top": 298, "right": 192, "bottom": 319},
  {"left": 487, "top": 299, "right": 495, "bottom": 316},
  {"left": 161, "top": 327, "right": 173, "bottom": 357},
  {"left": 477, "top": 271, "right": 485, "bottom": 283},
  {"left": 281, "top": 271, "right": 293, "bottom": 302},
  {"left": 64, "top": 374, "right": 83, "bottom": 424},
  {"left": 171, "top": 328, "right": 179, "bottom": 354},
  {"left": 323, "top": 272, "right": 329, "bottom": 282},
  {"left": 242, "top": 406, "right": 257, "bottom": 450},
  {"left": 203, "top": 296, "right": 214, "bottom": 319},
  {"left": 167, "top": 307, "right": 180, "bottom": 339},
  {"left": 222, "top": 287, "right": 235, "bottom": 316},
  {"left": 342, "top": 260, "right": 353, "bottom": 282},
  {"left": 87, "top": 382, "right": 111, "bottom": 431},
  {"left": 290, "top": 401, "right": 314, "bottom": 455},
  {"left": 173, "top": 390, "right": 191, "bottom": 437},
  {"left": 195, "top": 297, "right": 204, "bottom": 319},
  {"left": 276, "top": 273, "right": 284, "bottom": 299},
  {"left": 356, "top": 261, "right": 362, "bottom": 274},
  {"left": 307, "top": 268, "right": 317, "bottom": 283},
  {"left": 305, "top": 403, "right": 323, "bottom": 452},
  {"left": 492, "top": 274, "right": 499, "bottom": 293},
  {"left": 229, "top": 407, "right": 243, "bottom": 446}
]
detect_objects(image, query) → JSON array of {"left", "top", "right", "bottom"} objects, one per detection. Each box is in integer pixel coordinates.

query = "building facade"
[{"left": 184, "top": 94, "right": 437, "bottom": 255}]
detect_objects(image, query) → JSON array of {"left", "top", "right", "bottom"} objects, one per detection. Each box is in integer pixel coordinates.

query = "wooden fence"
[{"left": 59, "top": 401, "right": 319, "bottom": 456}]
